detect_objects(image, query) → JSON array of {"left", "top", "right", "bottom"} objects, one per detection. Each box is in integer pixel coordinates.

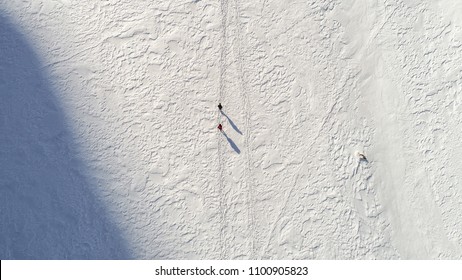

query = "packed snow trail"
[
  {"left": 217, "top": 0, "right": 229, "bottom": 259},
  {"left": 233, "top": 0, "right": 256, "bottom": 259}
]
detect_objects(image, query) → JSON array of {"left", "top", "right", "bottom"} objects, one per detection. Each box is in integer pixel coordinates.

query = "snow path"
[
  {"left": 217, "top": 0, "right": 255, "bottom": 259},
  {"left": 2, "top": 0, "right": 462, "bottom": 259},
  {"left": 218, "top": 0, "right": 228, "bottom": 259},
  {"left": 234, "top": 0, "right": 256, "bottom": 259}
]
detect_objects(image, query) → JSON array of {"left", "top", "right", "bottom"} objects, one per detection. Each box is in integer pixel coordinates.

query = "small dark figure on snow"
[
  {"left": 218, "top": 103, "right": 223, "bottom": 110},
  {"left": 218, "top": 124, "right": 223, "bottom": 131},
  {"left": 357, "top": 152, "right": 367, "bottom": 161}
]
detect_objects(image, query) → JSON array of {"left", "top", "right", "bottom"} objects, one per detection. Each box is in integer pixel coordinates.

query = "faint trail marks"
[
  {"left": 234, "top": 0, "right": 256, "bottom": 259},
  {"left": 218, "top": 0, "right": 229, "bottom": 259}
]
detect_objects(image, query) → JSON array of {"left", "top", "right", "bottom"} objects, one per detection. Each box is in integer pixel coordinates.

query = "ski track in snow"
[
  {"left": 218, "top": 0, "right": 228, "bottom": 259},
  {"left": 234, "top": 0, "right": 256, "bottom": 259},
  {"left": 1, "top": 0, "right": 462, "bottom": 259}
]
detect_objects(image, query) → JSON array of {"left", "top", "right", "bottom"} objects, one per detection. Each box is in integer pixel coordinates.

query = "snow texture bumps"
[{"left": 1, "top": 0, "right": 462, "bottom": 259}]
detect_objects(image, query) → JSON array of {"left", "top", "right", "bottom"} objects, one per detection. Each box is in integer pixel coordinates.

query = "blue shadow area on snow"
[
  {"left": 221, "top": 111, "right": 242, "bottom": 135},
  {"left": 0, "top": 14, "right": 131, "bottom": 259},
  {"left": 222, "top": 132, "right": 240, "bottom": 154}
]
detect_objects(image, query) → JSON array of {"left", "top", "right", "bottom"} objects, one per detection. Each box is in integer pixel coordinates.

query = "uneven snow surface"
[{"left": 1, "top": 0, "right": 462, "bottom": 259}]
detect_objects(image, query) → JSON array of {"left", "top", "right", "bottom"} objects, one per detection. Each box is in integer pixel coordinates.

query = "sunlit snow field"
[{"left": 1, "top": 0, "right": 462, "bottom": 259}]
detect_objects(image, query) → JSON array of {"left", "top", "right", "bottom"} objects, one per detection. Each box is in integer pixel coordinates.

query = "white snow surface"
[{"left": 1, "top": 0, "right": 462, "bottom": 259}]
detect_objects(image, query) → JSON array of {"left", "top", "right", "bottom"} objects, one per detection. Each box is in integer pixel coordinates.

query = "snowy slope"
[{"left": 1, "top": 0, "right": 462, "bottom": 259}]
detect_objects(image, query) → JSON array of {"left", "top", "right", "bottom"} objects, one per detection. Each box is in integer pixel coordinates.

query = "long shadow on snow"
[
  {"left": 221, "top": 111, "right": 242, "bottom": 135},
  {"left": 222, "top": 132, "right": 240, "bottom": 154},
  {"left": 0, "top": 14, "right": 131, "bottom": 259}
]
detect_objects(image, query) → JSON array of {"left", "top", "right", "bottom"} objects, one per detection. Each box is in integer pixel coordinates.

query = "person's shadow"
[
  {"left": 0, "top": 14, "right": 130, "bottom": 259},
  {"left": 222, "top": 132, "right": 240, "bottom": 154},
  {"left": 221, "top": 111, "right": 242, "bottom": 135}
]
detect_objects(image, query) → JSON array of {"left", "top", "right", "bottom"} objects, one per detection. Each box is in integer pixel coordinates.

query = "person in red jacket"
[{"left": 217, "top": 124, "right": 223, "bottom": 131}]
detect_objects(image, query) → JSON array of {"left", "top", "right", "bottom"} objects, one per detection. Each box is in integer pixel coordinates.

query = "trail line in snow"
[
  {"left": 234, "top": 0, "right": 256, "bottom": 259},
  {"left": 217, "top": 122, "right": 225, "bottom": 259},
  {"left": 218, "top": 0, "right": 229, "bottom": 259}
]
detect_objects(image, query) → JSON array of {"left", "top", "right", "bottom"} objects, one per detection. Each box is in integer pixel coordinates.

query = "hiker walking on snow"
[
  {"left": 218, "top": 103, "right": 223, "bottom": 110},
  {"left": 218, "top": 124, "right": 223, "bottom": 131}
]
